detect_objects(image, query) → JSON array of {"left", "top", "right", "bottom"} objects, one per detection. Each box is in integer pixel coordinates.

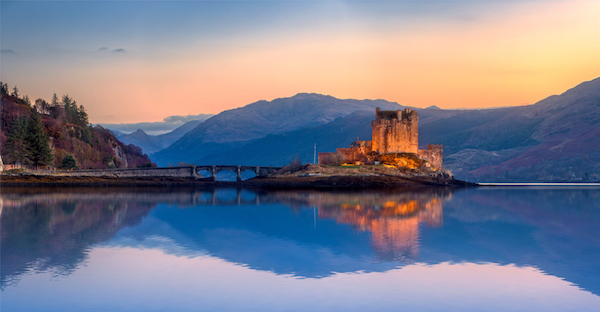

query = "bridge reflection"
[{"left": 1, "top": 187, "right": 452, "bottom": 286}]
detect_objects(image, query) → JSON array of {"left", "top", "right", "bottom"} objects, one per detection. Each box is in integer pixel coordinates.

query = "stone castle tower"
[
  {"left": 318, "top": 107, "right": 443, "bottom": 169},
  {"left": 371, "top": 107, "right": 419, "bottom": 154}
]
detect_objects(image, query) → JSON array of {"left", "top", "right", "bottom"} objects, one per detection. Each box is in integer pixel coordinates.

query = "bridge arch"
[
  {"left": 194, "top": 165, "right": 281, "bottom": 182},
  {"left": 240, "top": 169, "right": 257, "bottom": 181}
]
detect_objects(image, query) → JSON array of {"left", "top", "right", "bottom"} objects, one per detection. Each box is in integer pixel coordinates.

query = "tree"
[
  {"left": 0, "top": 82, "right": 8, "bottom": 95},
  {"left": 23, "top": 95, "right": 31, "bottom": 107},
  {"left": 4, "top": 117, "right": 29, "bottom": 164},
  {"left": 34, "top": 98, "right": 50, "bottom": 115},
  {"left": 11, "top": 85, "right": 19, "bottom": 98},
  {"left": 60, "top": 154, "right": 78, "bottom": 169},
  {"left": 62, "top": 94, "right": 73, "bottom": 107},
  {"left": 26, "top": 111, "right": 53, "bottom": 168},
  {"left": 63, "top": 95, "right": 75, "bottom": 123},
  {"left": 77, "top": 105, "right": 89, "bottom": 127},
  {"left": 49, "top": 95, "right": 65, "bottom": 120},
  {"left": 51, "top": 93, "right": 59, "bottom": 107}
]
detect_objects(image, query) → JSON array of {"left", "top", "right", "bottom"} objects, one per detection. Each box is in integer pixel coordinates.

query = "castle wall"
[
  {"left": 417, "top": 145, "right": 443, "bottom": 169},
  {"left": 336, "top": 141, "right": 372, "bottom": 164}
]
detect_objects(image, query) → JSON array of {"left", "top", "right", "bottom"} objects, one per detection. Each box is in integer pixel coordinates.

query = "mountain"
[
  {"left": 118, "top": 120, "right": 204, "bottom": 155},
  {"left": 173, "top": 77, "right": 600, "bottom": 182},
  {"left": 196, "top": 111, "right": 376, "bottom": 166},
  {"left": 152, "top": 93, "right": 403, "bottom": 166},
  {"left": 458, "top": 77, "right": 600, "bottom": 181},
  {"left": 118, "top": 129, "right": 164, "bottom": 155},
  {"left": 99, "top": 113, "right": 213, "bottom": 135},
  {"left": 154, "top": 120, "right": 203, "bottom": 147}
]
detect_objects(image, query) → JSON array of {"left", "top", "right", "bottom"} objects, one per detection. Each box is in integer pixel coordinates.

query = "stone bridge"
[
  {"left": 54, "top": 165, "right": 282, "bottom": 182},
  {"left": 195, "top": 165, "right": 282, "bottom": 182}
]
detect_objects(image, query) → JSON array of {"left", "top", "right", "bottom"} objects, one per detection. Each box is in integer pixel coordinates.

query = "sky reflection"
[
  {"left": 3, "top": 246, "right": 599, "bottom": 312},
  {"left": 1, "top": 187, "right": 600, "bottom": 311}
]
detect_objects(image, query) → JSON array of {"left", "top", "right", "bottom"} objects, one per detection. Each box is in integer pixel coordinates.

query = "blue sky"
[{"left": 2, "top": 0, "right": 599, "bottom": 122}]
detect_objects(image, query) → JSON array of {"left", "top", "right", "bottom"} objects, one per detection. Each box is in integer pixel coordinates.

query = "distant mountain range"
[
  {"left": 129, "top": 77, "right": 598, "bottom": 182},
  {"left": 100, "top": 113, "right": 213, "bottom": 135},
  {"left": 116, "top": 120, "right": 203, "bottom": 155}
]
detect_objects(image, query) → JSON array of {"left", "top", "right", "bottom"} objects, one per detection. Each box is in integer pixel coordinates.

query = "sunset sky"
[{"left": 2, "top": 0, "right": 599, "bottom": 123}]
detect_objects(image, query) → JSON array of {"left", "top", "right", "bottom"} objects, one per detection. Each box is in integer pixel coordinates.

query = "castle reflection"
[
  {"left": 321, "top": 197, "right": 443, "bottom": 261},
  {"left": 270, "top": 190, "right": 450, "bottom": 262}
]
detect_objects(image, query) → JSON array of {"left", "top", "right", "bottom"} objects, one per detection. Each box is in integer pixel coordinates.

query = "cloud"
[
  {"left": 98, "top": 114, "right": 214, "bottom": 135},
  {"left": 163, "top": 113, "right": 214, "bottom": 123},
  {"left": 112, "top": 48, "right": 126, "bottom": 53},
  {"left": 97, "top": 47, "right": 108, "bottom": 52},
  {"left": 1, "top": 49, "right": 17, "bottom": 55}
]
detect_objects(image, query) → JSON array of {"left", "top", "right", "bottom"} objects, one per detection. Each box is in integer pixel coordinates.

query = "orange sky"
[{"left": 2, "top": 0, "right": 599, "bottom": 123}]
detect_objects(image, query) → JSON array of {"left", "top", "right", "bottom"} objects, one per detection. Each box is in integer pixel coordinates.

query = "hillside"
[
  {"left": 461, "top": 77, "right": 600, "bottom": 181},
  {"left": 152, "top": 93, "right": 402, "bottom": 165},
  {"left": 117, "top": 129, "right": 164, "bottom": 155},
  {"left": 0, "top": 84, "right": 154, "bottom": 170}
]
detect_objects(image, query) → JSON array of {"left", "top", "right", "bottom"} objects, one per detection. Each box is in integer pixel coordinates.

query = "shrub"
[{"left": 60, "top": 154, "right": 78, "bottom": 170}]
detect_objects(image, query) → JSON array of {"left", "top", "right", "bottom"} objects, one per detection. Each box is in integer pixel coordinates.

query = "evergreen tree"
[
  {"left": 51, "top": 93, "right": 59, "bottom": 107},
  {"left": 77, "top": 105, "right": 89, "bottom": 127},
  {"left": 23, "top": 95, "right": 31, "bottom": 106},
  {"left": 25, "top": 111, "right": 53, "bottom": 168},
  {"left": 62, "top": 95, "right": 72, "bottom": 120},
  {"left": 4, "top": 117, "right": 29, "bottom": 164},
  {"left": 0, "top": 82, "right": 8, "bottom": 95},
  {"left": 12, "top": 85, "right": 19, "bottom": 98},
  {"left": 60, "top": 154, "right": 78, "bottom": 169},
  {"left": 49, "top": 93, "right": 64, "bottom": 120}
]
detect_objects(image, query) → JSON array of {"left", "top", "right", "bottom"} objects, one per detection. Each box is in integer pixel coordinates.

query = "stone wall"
[
  {"left": 418, "top": 145, "right": 443, "bottom": 169},
  {"left": 337, "top": 142, "right": 372, "bottom": 164},
  {"left": 318, "top": 152, "right": 344, "bottom": 165},
  {"left": 371, "top": 108, "right": 418, "bottom": 154}
]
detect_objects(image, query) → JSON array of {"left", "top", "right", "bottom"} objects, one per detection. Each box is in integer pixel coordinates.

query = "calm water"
[{"left": 1, "top": 186, "right": 600, "bottom": 312}]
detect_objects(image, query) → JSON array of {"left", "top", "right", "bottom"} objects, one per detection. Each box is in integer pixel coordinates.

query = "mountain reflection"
[
  {"left": 2, "top": 186, "right": 600, "bottom": 296},
  {"left": 0, "top": 189, "right": 156, "bottom": 288}
]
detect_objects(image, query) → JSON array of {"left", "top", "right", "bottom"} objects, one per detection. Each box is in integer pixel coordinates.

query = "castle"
[{"left": 318, "top": 107, "right": 443, "bottom": 169}]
